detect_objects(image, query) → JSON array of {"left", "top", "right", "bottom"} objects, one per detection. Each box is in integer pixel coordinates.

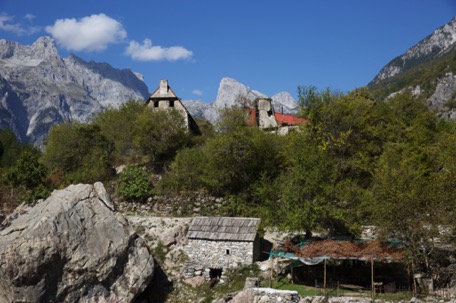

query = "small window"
[
  {"left": 226, "top": 249, "right": 230, "bottom": 255},
  {"left": 154, "top": 101, "right": 159, "bottom": 108},
  {"left": 170, "top": 100, "right": 175, "bottom": 107}
]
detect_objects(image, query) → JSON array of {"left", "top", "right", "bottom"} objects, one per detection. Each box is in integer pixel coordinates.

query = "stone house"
[
  {"left": 183, "top": 216, "right": 261, "bottom": 280},
  {"left": 145, "top": 80, "right": 201, "bottom": 135},
  {"left": 249, "top": 98, "right": 307, "bottom": 135}
]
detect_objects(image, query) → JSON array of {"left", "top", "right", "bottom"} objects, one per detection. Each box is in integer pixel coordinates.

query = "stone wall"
[
  {"left": 183, "top": 238, "right": 257, "bottom": 279},
  {"left": 228, "top": 288, "right": 300, "bottom": 303},
  {"left": 257, "top": 99, "right": 278, "bottom": 129},
  {"left": 116, "top": 193, "right": 229, "bottom": 216}
]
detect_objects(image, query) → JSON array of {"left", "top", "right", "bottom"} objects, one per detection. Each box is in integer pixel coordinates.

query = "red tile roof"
[
  {"left": 248, "top": 108, "right": 307, "bottom": 127},
  {"left": 274, "top": 112, "right": 307, "bottom": 126}
]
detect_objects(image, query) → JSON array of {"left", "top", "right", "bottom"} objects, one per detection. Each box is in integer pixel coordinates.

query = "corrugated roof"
[{"left": 188, "top": 216, "right": 261, "bottom": 242}]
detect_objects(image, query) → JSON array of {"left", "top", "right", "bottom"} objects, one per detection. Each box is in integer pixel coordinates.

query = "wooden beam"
[
  {"left": 324, "top": 258, "right": 327, "bottom": 296},
  {"left": 371, "top": 258, "right": 375, "bottom": 299}
]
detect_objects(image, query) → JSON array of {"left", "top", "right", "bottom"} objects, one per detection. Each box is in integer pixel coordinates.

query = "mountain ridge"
[
  {"left": 371, "top": 17, "right": 456, "bottom": 84},
  {"left": 0, "top": 36, "right": 149, "bottom": 146},
  {"left": 369, "top": 16, "right": 456, "bottom": 120}
]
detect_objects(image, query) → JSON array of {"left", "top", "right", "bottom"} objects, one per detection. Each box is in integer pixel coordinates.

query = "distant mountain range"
[
  {"left": 2, "top": 15, "right": 456, "bottom": 146},
  {"left": 369, "top": 16, "right": 456, "bottom": 120},
  {"left": 0, "top": 36, "right": 149, "bottom": 146},
  {"left": 0, "top": 37, "right": 300, "bottom": 145}
]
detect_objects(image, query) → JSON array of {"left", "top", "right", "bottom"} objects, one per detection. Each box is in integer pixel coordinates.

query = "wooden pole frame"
[
  {"left": 269, "top": 256, "right": 273, "bottom": 288},
  {"left": 324, "top": 258, "right": 327, "bottom": 296},
  {"left": 371, "top": 258, "right": 375, "bottom": 299}
]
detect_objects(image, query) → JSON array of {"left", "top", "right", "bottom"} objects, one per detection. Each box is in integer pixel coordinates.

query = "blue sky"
[{"left": 0, "top": 1, "right": 455, "bottom": 103}]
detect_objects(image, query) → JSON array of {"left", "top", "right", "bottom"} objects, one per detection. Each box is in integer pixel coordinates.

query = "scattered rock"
[{"left": 184, "top": 275, "right": 206, "bottom": 288}]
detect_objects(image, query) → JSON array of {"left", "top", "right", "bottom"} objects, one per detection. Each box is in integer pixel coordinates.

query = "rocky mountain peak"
[
  {"left": 271, "top": 91, "right": 300, "bottom": 114},
  {"left": 0, "top": 36, "right": 61, "bottom": 67},
  {"left": 184, "top": 77, "right": 300, "bottom": 124},
  {"left": 370, "top": 17, "right": 456, "bottom": 120},
  {"left": 31, "top": 36, "right": 60, "bottom": 61},
  {"left": 372, "top": 17, "right": 456, "bottom": 84},
  {"left": 214, "top": 77, "right": 267, "bottom": 109}
]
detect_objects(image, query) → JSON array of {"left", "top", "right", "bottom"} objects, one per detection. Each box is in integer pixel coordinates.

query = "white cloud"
[
  {"left": 192, "top": 89, "right": 203, "bottom": 96},
  {"left": 125, "top": 39, "right": 193, "bottom": 61},
  {"left": 24, "top": 14, "right": 36, "bottom": 22},
  {"left": 0, "top": 13, "right": 37, "bottom": 35},
  {"left": 45, "top": 14, "right": 127, "bottom": 52}
]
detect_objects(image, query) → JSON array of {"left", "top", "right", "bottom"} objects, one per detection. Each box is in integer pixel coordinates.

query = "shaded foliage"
[
  {"left": 42, "top": 123, "right": 114, "bottom": 185},
  {"left": 134, "top": 108, "right": 193, "bottom": 166},
  {"left": 93, "top": 100, "right": 145, "bottom": 165}
]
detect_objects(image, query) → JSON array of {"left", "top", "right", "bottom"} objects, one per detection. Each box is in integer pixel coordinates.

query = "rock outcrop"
[{"left": 0, "top": 182, "right": 154, "bottom": 303}]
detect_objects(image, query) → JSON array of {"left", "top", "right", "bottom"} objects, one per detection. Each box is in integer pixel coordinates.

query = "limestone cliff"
[{"left": 0, "top": 36, "right": 149, "bottom": 146}]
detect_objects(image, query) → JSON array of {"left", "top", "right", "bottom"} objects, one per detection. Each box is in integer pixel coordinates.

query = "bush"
[
  {"left": 42, "top": 123, "right": 114, "bottom": 184},
  {"left": 118, "top": 164, "right": 153, "bottom": 202}
]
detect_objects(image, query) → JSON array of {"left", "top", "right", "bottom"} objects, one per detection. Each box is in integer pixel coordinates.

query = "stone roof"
[
  {"left": 148, "top": 79, "right": 178, "bottom": 99},
  {"left": 188, "top": 217, "right": 260, "bottom": 242}
]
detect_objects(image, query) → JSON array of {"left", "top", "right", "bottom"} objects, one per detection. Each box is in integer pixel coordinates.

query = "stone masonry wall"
[
  {"left": 183, "top": 239, "right": 254, "bottom": 279},
  {"left": 233, "top": 288, "right": 300, "bottom": 303},
  {"left": 116, "top": 193, "right": 229, "bottom": 216}
]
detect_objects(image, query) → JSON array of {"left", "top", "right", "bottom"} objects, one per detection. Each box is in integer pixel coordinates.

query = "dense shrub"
[{"left": 118, "top": 164, "right": 153, "bottom": 202}]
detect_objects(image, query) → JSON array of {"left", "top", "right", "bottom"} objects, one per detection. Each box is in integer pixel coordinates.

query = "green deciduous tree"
[
  {"left": 94, "top": 100, "right": 144, "bottom": 164},
  {"left": 7, "top": 149, "right": 47, "bottom": 189},
  {"left": 160, "top": 146, "right": 208, "bottom": 193},
  {"left": 42, "top": 123, "right": 114, "bottom": 185},
  {"left": 134, "top": 108, "right": 193, "bottom": 166},
  {"left": 0, "top": 129, "right": 28, "bottom": 168}
]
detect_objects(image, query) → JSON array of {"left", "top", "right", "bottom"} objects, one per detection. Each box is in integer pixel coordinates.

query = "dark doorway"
[{"left": 209, "top": 268, "right": 223, "bottom": 280}]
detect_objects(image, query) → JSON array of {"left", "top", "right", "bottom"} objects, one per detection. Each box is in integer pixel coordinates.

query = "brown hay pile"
[{"left": 283, "top": 239, "right": 403, "bottom": 261}]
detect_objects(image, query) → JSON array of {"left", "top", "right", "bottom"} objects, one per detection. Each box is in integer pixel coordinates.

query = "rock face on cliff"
[
  {"left": 369, "top": 17, "right": 456, "bottom": 119},
  {"left": 0, "top": 183, "right": 154, "bottom": 303},
  {"left": 0, "top": 36, "right": 149, "bottom": 146},
  {"left": 372, "top": 17, "right": 456, "bottom": 84}
]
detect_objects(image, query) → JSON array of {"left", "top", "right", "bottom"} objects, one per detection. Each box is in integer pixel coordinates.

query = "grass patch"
[
  {"left": 267, "top": 276, "right": 413, "bottom": 301},
  {"left": 376, "top": 291, "right": 413, "bottom": 302},
  {"left": 264, "top": 275, "right": 323, "bottom": 297},
  {"left": 213, "top": 264, "right": 260, "bottom": 295}
]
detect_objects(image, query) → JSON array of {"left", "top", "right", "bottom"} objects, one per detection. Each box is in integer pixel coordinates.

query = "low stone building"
[
  {"left": 146, "top": 79, "right": 201, "bottom": 135},
  {"left": 183, "top": 216, "right": 261, "bottom": 280}
]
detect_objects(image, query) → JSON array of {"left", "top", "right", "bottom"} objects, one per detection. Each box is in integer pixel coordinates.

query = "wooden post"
[
  {"left": 412, "top": 260, "right": 417, "bottom": 297},
  {"left": 324, "top": 258, "right": 327, "bottom": 296},
  {"left": 371, "top": 258, "right": 375, "bottom": 299},
  {"left": 269, "top": 257, "right": 273, "bottom": 288},
  {"left": 291, "top": 265, "right": 294, "bottom": 284}
]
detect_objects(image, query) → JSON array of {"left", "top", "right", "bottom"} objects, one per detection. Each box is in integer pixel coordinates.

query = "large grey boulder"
[{"left": 0, "top": 182, "right": 154, "bottom": 303}]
